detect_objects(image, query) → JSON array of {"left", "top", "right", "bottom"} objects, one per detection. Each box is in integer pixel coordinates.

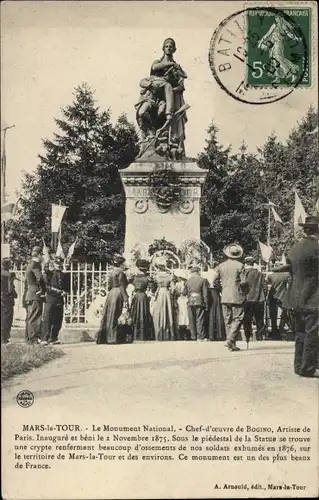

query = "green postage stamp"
[{"left": 246, "top": 7, "right": 311, "bottom": 87}]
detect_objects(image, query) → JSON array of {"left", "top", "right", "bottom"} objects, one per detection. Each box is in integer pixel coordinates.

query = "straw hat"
[{"left": 223, "top": 244, "right": 243, "bottom": 259}]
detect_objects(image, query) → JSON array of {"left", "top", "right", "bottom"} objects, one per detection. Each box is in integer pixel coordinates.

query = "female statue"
[{"left": 135, "top": 38, "right": 188, "bottom": 159}]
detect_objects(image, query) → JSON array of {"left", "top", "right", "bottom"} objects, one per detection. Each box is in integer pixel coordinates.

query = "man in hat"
[
  {"left": 185, "top": 265, "right": 209, "bottom": 341},
  {"left": 273, "top": 215, "right": 319, "bottom": 377},
  {"left": 214, "top": 244, "right": 246, "bottom": 351},
  {"left": 25, "top": 246, "right": 45, "bottom": 344},
  {"left": 41, "top": 256, "right": 69, "bottom": 345},
  {"left": 242, "top": 256, "right": 266, "bottom": 342},
  {"left": 1, "top": 258, "right": 18, "bottom": 343}
]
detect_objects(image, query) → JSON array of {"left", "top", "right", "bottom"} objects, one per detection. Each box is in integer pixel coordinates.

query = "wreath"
[{"left": 148, "top": 164, "right": 182, "bottom": 209}]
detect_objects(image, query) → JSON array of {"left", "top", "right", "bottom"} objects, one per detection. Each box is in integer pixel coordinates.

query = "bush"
[{"left": 1, "top": 343, "right": 64, "bottom": 382}]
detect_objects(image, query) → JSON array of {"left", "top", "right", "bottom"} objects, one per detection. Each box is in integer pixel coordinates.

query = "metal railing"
[{"left": 13, "top": 262, "right": 111, "bottom": 329}]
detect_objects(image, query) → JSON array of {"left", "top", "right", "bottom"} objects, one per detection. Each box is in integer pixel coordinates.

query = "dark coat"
[
  {"left": 243, "top": 267, "right": 266, "bottom": 302},
  {"left": 284, "top": 236, "right": 319, "bottom": 311},
  {"left": 44, "top": 269, "right": 69, "bottom": 304},
  {"left": 185, "top": 273, "right": 209, "bottom": 309},
  {"left": 267, "top": 272, "right": 290, "bottom": 303},
  {"left": 25, "top": 260, "right": 45, "bottom": 302},
  {"left": 1, "top": 268, "right": 18, "bottom": 304},
  {"left": 108, "top": 268, "right": 128, "bottom": 301}
]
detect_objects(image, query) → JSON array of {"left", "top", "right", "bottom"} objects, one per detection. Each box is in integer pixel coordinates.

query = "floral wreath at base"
[{"left": 148, "top": 164, "right": 182, "bottom": 210}]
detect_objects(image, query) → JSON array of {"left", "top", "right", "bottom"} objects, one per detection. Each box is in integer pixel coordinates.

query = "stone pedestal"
[{"left": 120, "top": 161, "right": 208, "bottom": 257}]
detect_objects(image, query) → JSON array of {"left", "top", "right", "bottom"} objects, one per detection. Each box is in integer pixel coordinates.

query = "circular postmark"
[
  {"left": 16, "top": 390, "right": 34, "bottom": 408},
  {"left": 209, "top": 7, "right": 308, "bottom": 104}
]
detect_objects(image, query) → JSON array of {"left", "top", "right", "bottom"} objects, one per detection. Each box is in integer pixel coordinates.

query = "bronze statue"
[{"left": 135, "top": 38, "right": 189, "bottom": 160}]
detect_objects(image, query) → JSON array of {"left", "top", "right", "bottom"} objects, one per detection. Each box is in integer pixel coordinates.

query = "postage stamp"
[
  {"left": 246, "top": 7, "right": 311, "bottom": 87},
  {"left": 208, "top": 5, "right": 312, "bottom": 105}
]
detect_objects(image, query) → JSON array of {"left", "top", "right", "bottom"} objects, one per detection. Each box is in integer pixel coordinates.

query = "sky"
[{"left": 1, "top": 0, "right": 318, "bottom": 198}]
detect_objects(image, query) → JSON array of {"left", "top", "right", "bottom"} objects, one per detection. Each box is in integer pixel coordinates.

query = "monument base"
[{"left": 120, "top": 161, "right": 208, "bottom": 258}]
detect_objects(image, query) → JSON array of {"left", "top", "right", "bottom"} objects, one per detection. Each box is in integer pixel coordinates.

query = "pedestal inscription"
[{"left": 120, "top": 161, "right": 208, "bottom": 257}]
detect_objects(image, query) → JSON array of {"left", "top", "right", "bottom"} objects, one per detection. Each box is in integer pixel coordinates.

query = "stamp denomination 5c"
[{"left": 247, "top": 7, "right": 311, "bottom": 87}]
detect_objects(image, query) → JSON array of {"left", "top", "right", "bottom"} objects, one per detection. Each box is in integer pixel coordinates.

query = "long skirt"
[
  {"left": 177, "top": 295, "right": 189, "bottom": 327},
  {"left": 96, "top": 288, "right": 123, "bottom": 344},
  {"left": 208, "top": 288, "right": 226, "bottom": 341},
  {"left": 131, "top": 291, "right": 154, "bottom": 341},
  {"left": 153, "top": 288, "right": 175, "bottom": 341}
]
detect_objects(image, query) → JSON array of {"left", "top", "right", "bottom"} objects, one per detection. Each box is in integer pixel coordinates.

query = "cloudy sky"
[{"left": 1, "top": 1, "right": 317, "bottom": 197}]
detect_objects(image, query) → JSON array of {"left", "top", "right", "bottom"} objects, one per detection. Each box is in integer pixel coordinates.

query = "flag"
[
  {"left": 270, "top": 206, "right": 285, "bottom": 232},
  {"left": 293, "top": 190, "right": 307, "bottom": 235},
  {"left": 1, "top": 197, "right": 21, "bottom": 222},
  {"left": 258, "top": 241, "right": 274, "bottom": 263},
  {"left": 1, "top": 202, "right": 15, "bottom": 222},
  {"left": 1, "top": 243, "right": 10, "bottom": 258},
  {"left": 42, "top": 238, "right": 50, "bottom": 265},
  {"left": 51, "top": 204, "right": 67, "bottom": 233},
  {"left": 65, "top": 238, "right": 77, "bottom": 264},
  {"left": 51, "top": 204, "right": 67, "bottom": 251},
  {"left": 280, "top": 253, "right": 287, "bottom": 265},
  {"left": 55, "top": 239, "right": 65, "bottom": 259}
]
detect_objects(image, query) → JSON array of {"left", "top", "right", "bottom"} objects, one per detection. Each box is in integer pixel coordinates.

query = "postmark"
[
  {"left": 16, "top": 390, "right": 34, "bottom": 408},
  {"left": 208, "top": 6, "right": 309, "bottom": 104}
]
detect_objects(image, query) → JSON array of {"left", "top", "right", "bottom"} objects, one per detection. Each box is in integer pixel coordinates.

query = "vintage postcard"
[{"left": 1, "top": 1, "right": 318, "bottom": 499}]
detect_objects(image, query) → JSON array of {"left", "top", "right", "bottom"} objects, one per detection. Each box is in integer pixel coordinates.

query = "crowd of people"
[
  {"left": 1, "top": 215, "right": 318, "bottom": 377},
  {"left": 95, "top": 244, "right": 293, "bottom": 351}
]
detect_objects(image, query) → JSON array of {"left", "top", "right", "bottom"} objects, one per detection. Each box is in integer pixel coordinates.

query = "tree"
[
  {"left": 7, "top": 84, "right": 139, "bottom": 263},
  {"left": 198, "top": 107, "right": 318, "bottom": 261}
]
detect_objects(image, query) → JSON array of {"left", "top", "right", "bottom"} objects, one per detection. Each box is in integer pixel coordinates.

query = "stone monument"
[{"left": 119, "top": 37, "right": 208, "bottom": 258}]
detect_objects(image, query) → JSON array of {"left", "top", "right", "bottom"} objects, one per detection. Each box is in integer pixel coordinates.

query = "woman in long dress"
[
  {"left": 173, "top": 269, "right": 189, "bottom": 340},
  {"left": 152, "top": 262, "right": 176, "bottom": 341},
  {"left": 205, "top": 267, "right": 226, "bottom": 341},
  {"left": 96, "top": 256, "right": 128, "bottom": 345},
  {"left": 131, "top": 260, "right": 154, "bottom": 341}
]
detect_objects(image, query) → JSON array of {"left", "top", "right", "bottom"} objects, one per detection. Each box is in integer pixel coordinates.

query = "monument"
[{"left": 120, "top": 37, "right": 208, "bottom": 259}]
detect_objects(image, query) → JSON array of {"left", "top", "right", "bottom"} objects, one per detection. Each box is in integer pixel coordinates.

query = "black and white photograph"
[{"left": 1, "top": 1, "right": 318, "bottom": 498}]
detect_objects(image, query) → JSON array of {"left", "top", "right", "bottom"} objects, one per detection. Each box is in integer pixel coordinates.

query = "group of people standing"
[
  {"left": 95, "top": 244, "right": 269, "bottom": 350},
  {"left": 95, "top": 214, "right": 319, "bottom": 378},
  {"left": 1, "top": 245, "right": 69, "bottom": 345},
  {"left": 2, "top": 215, "right": 318, "bottom": 378},
  {"left": 96, "top": 255, "right": 226, "bottom": 345}
]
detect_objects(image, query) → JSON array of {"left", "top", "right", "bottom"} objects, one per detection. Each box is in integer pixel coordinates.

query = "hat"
[
  {"left": 136, "top": 259, "right": 150, "bottom": 271},
  {"left": 244, "top": 256, "right": 255, "bottom": 264},
  {"left": 223, "top": 244, "right": 243, "bottom": 259},
  {"left": 112, "top": 254, "right": 126, "bottom": 266},
  {"left": 190, "top": 265, "right": 201, "bottom": 273},
  {"left": 174, "top": 268, "right": 187, "bottom": 280},
  {"left": 298, "top": 215, "right": 319, "bottom": 228},
  {"left": 31, "top": 246, "right": 42, "bottom": 257}
]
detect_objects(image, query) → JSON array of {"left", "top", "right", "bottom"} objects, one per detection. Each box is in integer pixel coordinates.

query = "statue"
[{"left": 135, "top": 38, "right": 189, "bottom": 160}]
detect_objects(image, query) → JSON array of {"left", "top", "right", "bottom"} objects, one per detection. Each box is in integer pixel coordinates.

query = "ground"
[{"left": 2, "top": 340, "right": 318, "bottom": 499}]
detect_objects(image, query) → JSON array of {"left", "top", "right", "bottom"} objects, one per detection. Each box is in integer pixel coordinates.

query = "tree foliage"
[
  {"left": 7, "top": 84, "right": 138, "bottom": 263},
  {"left": 200, "top": 106, "right": 318, "bottom": 261}
]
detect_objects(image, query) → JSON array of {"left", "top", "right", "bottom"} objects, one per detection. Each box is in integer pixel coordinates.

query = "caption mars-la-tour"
[{"left": 20, "top": 424, "right": 310, "bottom": 433}]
